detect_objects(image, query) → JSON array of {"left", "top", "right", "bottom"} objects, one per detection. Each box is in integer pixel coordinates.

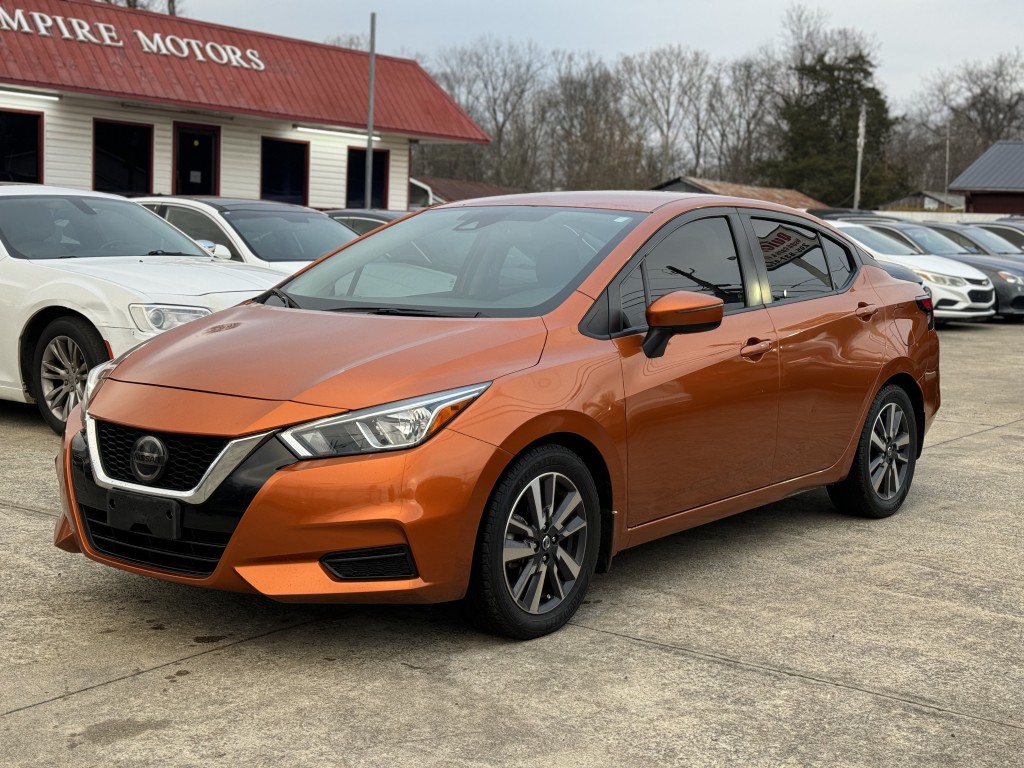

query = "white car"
[
  {"left": 0, "top": 186, "right": 283, "bottom": 432},
  {"left": 834, "top": 222, "right": 995, "bottom": 324},
  {"left": 135, "top": 196, "right": 358, "bottom": 274}
]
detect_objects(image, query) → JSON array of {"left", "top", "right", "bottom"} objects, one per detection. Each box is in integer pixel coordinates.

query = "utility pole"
[
  {"left": 944, "top": 121, "right": 951, "bottom": 198},
  {"left": 364, "top": 12, "right": 376, "bottom": 209},
  {"left": 853, "top": 101, "right": 866, "bottom": 210}
]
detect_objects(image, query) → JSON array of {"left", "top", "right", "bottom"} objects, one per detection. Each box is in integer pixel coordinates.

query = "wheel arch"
[
  {"left": 880, "top": 371, "right": 926, "bottom": 458},
  {"left": 19, "top": 307, "right": 106, "bottom": 400}
]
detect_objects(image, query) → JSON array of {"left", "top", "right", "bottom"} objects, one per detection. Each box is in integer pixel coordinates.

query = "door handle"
[
  {"left": 740, "top": 339, "right": 773, "bottom": 359},
  {"left": 855, "top": 302, "right": 879, "bottom": 319}
]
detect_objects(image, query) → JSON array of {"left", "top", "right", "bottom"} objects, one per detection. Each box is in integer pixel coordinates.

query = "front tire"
[
  {"left": 30, "top": 317, "right": 108, "bottom": 434},
  {"left": 828, "top": 384, "right": 918, "bottom": 519},
  {"left": 466, "top": 445, "right": 601, "bottom": 639}
]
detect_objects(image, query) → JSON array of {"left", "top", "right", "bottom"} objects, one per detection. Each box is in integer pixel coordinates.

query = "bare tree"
[{"left": 706, "top": 53, "right": 780, "bottom": 183}]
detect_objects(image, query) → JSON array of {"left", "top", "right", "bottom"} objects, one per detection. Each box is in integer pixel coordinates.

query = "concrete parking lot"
[{"left": 1, "top": 322, "right": 1022, "bottom": 767}]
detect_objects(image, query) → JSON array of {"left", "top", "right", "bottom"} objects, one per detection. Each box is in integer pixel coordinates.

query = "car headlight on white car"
[
  {"left": 997, "top": 270, "right": 1024, "bottom": 286},
  {"left": 279, "top": 383, "right": 490, "bottom": 459},
  {"left": 911, "top": 270, "right": 968, "bottom": 287},
  {"left": 129, "top": 304, "right": 212, "bottom": 333}
]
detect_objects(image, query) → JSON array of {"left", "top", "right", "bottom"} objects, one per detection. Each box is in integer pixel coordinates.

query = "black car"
[{"left": 324, "top": 208, "right": 408, "bottom": 235}]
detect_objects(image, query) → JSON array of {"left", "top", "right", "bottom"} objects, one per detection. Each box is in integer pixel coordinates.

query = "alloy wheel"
[
  {"left": 502, "top": 471, "right": 589, "bottom": 615},
  {"left": 868, "top": 402, "right": 911, "bottom": 501},
  {"left": 39, "top": 334, "right": 88, "bottom": 423}
]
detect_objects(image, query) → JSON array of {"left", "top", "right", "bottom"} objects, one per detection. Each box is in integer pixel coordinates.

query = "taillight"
[{"left": 916, "top": 295, "right": 935, "bottom": 330}]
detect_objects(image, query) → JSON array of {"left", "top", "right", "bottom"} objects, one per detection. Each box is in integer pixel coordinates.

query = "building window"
[
  {"left": 261, "top": 138, "right": 308, "bottom": 206},
  {"left": 94, "top": 120, "right": 152, "bottom": 195},
  {"left": 346, "top": 148, "right": 389, "bottom": 209},
  {"left": 0, "top": 110, "right": 41, "bottom": 183}
]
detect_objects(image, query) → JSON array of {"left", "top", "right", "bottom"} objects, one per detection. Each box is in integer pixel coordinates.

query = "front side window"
[
  {"left": 644, "top": 217, "right": 746, "bottom": 309},
  {"left": 284, "top": 206, "right": 645, "bottom": 317},
  {"left": 164, "top": 206, "right": 239, "bottom": 258},
  {"left": 752, "top": 218, "right": 832, "bottom": 302}
]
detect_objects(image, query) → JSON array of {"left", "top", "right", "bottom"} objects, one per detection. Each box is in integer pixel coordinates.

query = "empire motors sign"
[{"left": 0, "top": 4, "right": 265, "bottom": 70}]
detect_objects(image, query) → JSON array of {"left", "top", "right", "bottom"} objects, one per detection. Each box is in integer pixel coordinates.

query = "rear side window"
[{"left": 751, "top": 218, "right": 832, "bottom": 302}]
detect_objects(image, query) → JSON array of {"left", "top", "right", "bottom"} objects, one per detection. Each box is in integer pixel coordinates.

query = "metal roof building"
[
  {"left": 652, "top": 176, "right": 825, "bottom": 210},
  {"left": 0, "top": 0, "right": 487, "bottom": 208},
  {"left": 949, "top": 141, "right": 1024, "bottom": 214}
]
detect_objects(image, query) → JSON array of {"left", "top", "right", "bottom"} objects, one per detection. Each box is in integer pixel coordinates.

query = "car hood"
[
  {"left": 939, "top": 252, "right": 1024, "bottom": 275},
  {"left": 34, "top": 255, "right": 282, "bottom": 296},
  {"left": 870, "top": 253, "right": 989, "bottom": 281},
  {"left": 109, "top": 304, "right": 547, "bottom": 411}
]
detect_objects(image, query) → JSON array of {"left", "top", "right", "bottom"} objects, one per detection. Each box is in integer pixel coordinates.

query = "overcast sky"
[{"left": 187, "top": 0, "right": 1020, "bottom": 107}]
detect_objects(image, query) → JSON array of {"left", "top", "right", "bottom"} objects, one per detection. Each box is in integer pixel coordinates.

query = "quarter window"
[{"left": 823, "top": 238, "right": 854, "bottom": 289}]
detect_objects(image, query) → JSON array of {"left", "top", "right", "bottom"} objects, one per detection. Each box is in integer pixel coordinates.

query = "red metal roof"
[{"left": 0, "top": 0, "right": 489, "bottom": 143}]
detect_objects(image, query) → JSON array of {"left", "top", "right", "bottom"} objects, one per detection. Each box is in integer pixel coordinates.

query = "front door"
[
  {"left": 618, "top": 212, "right": 780, "bottom": 527},
  {"left": 175, "top": 124, "right": 218, "bottom": 195}
]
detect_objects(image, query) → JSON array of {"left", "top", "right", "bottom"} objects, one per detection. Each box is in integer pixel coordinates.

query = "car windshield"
[
  {"left": 897, "top": 226, "right": 969, "bottom": 255},
  {"left": 283, "top": 205, "right": 646, "bottom": 317},
  {"left": 961, "top": 226, "right": 1022, "bottom": 254},
  {"left": 839, "top": 225, "right": 920, "bottom": 255},
  {"left": 0, "top": 195, "right": 209, "bottom": 260},
  {"left": 224, "top": 210, "right": 358, "bottom": 262}
]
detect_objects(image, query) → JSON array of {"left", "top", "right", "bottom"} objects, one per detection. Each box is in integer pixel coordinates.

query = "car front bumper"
[{"left": 55, "top": 407, "right": 509, "bottom": 604}]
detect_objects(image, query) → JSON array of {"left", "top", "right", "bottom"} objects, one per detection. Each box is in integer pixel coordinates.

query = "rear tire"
[
  {"left": 30, "top": 317, "right": 108, "bottom": 435},
  {"left": 827, "top": 384, "right": 918, "bottom": 519},
  {"left": 465, "top": 445, "right": 600, "bottom": 639}
]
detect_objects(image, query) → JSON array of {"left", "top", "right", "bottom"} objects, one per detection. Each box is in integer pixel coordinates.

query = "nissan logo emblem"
[{"left": 130, "top": 435, "right": 168, "bottom": 484}]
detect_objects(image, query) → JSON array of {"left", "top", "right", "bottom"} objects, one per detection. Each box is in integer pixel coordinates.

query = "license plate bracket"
[{"left": 106, "top": 490, "right": 181, "bottom": 540}]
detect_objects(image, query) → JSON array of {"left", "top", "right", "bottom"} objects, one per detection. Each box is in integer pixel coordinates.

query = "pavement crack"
[
  {"left": 926, "top": 416, "right": 1024, "bottom": 449},
  {"left": 569, "top": 622, "right": 1024, "bottom": 732},
  {"left": 0, "top": 501, "right": 59, "bottom": 519},
  {"left": 0, "top": 616, "right": 332, "bottom": 719}
]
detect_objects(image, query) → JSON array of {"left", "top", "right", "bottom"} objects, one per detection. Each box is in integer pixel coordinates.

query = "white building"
[{"left": 0, "top": 0, "right": 488, "bottom": 209}]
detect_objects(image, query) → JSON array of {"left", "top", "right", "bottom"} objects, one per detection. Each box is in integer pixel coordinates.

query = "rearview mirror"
[{"left": 642, "top": 291, "right": 724, "bottom": 358}]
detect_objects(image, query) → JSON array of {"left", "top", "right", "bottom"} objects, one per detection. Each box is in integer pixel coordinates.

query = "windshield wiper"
[
  {"left": 260, "top": 287, "right": 303, "bottom": 309},
  {"left": 146, "top": 249, "right": 199, "bottom": 256},
  {"left": 328, "top": 306, "right": 483, "bottom": 318}
]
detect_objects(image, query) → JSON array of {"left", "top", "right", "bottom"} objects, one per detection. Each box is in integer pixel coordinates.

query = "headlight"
[
  {"left": 911, "top": 270, "right": 967, "bottom": 287},
  {"left": 279, "top": 383, "right": 490, "bottom": 458},
  {"left": 997, "top": 270, "right": 1024, "bottom": 286},
  {"left": 129, "top": 304, "right": 211, "bottom": 333},
  {"left": 81, "top": 359, "right": 117, "bottom": 415}
]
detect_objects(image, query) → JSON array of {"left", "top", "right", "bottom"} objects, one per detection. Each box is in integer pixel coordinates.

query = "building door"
[
  {"left": 346, "top": 147, "right": 389, "bottom": 208},
  {"left": 175, "top": 124, "right": 219, "bottom": 195}
]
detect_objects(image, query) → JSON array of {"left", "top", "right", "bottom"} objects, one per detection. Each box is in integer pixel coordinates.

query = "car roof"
[
  {"left": 324, "top": 209, "right": 406, "bottom": 220},
  {"left": 434, "top": 190, "right": 810, "bottom": 215},
  {"left": 0, "top": 183, "right": 124, "bottom": 200},
  {"left": 134, "top": 195, "right": 322, "bottom": 214}
]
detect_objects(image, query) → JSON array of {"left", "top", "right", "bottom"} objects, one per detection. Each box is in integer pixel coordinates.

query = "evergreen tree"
[{"left": 760, "top": 51, "right": 909, "bottom": 208}]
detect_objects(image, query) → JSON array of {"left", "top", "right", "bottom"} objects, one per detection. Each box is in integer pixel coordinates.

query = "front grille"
[
  {"left": 966, "top": 277, "right": 989, "bottom": 286},
  {"left": 321, "top": 546, "right": 418, "bottom": 581},
  {"left": 96, "top": 421, "right": 229, "bottom": 491},
  {"left": 80, "top": 501, "right": 229, "bottom": 576},
  {"left": 968, "top": 289, "right": 994, "bottom": 303}
]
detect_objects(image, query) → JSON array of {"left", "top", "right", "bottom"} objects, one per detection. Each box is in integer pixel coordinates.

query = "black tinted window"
[
  {"left": 824, "top": 238, "right": 854, "bottom": 288},
  {"left": 644, "top": 217, "right": 746, "bottom": 310},
  {"left": 619, "top": 263, "right": 646, "bottom": 330},
  {"left": 752, "top": 219, "right": 831, "bottom": 301}
]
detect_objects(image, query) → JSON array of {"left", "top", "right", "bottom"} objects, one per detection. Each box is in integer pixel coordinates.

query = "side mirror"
[
  {"left": 197, "top": 239, "right": 232, "bottom": 260},
  {"left": 642, "top": 291, "right": 724, "bottom": 358}
]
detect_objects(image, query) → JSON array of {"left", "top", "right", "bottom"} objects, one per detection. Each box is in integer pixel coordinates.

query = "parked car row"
[
  {"left": 0, "top": 186, "right": 367, "bottom": 432},
  {"left": 816, "top": 213, "right": 1024, "bottom": 325}
]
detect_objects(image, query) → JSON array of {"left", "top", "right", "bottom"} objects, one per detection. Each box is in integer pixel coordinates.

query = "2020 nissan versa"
[{"left": 55, "top": 192, "right": 941, "bottom": 639}]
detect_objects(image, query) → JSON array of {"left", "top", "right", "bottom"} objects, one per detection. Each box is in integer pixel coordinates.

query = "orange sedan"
[{"left": 54, "top": 192, "right": 940, "bottom": 638}]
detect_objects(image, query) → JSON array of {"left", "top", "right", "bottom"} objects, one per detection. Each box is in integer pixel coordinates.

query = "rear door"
[
  {"left": 740, "top": 213, "right": 887, "bottom": 482},
  {"left": 616, "top": 208, "right": 780, "bottom": 526}
]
